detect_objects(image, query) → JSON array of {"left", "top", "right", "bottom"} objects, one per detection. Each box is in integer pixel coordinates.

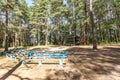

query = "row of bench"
[{"left": 3, "top": 48, "right": 69, "bottom": 66}]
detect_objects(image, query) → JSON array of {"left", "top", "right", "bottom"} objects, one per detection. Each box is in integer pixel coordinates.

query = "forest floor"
[{"left": 0, "top": 44, "right": 120, "bottom": 80}]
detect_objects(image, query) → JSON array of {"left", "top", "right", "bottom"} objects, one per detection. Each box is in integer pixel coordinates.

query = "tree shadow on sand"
[
  {"left": 45, "top": 46, "right": 120, "bottom": 80},
  {"left": 0, "top": 61, "right": 33, "bottom": 80},
  {"left": 11, "top": 74, "right": 31, "bottom": 80}
]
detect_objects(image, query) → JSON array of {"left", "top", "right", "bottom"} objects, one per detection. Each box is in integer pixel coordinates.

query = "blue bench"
[
  {"left": 4, "top": 49, "right": 69, "bottom": 66},
  {"left": 33, "top": 51, "right": 68, "bottom": 59}
]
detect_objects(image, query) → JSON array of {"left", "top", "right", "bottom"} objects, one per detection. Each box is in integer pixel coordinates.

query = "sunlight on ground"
[{"left": 0, "top": 45, "right": 120, "bottom": 80}]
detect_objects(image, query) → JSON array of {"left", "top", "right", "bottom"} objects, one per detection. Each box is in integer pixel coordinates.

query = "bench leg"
[
  {"left": 38, "top": 60, "right": 42, "bottom": 66},
  {"left": 59, "top": 59, "right": 63, "bottom": 66},
  {"left": 21, "top": 60, "right": 26, "bottom": 65}
]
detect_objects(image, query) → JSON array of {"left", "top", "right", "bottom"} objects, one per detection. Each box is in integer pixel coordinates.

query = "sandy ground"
[{"left": 0, "top": 45, "right": 120, "bottom": 80}]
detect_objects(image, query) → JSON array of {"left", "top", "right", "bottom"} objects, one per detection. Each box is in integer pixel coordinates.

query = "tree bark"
[
  {"left": 72, "top": 3, "right": 76, "bottom": 45},
  {"left": 4, "top": 0, "right": 9, "bottom": 51},
  {"left": 89, "top": 0, "right": 97, "bottom": 50},
  {"left": 15, "top": 33, "right": 18, "bottom": 48},
  {"left": 84, "top": 0, "right": 89, "bottom": 44},
  {"left": 45, "top": 19, "right": 48, "bottom": 46}
]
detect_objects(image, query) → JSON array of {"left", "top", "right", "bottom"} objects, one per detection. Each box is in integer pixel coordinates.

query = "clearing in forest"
[{"left": 0, "top": 45, "right": 120, "bottom": 80}]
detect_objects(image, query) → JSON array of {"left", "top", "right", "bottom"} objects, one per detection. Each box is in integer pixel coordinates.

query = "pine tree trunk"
[
  {"left": 15, "top": 33, "right": 18, "bottom": 48},
  {"left": 84, "top": 0, "right": 89, "bottom": 44},
  {"left": 45, "top": 19, "right": 48, "bottom": 46},
  {"left": 12, "top": 35, "right": 15, "bottom": 47},
  {"left": 4, "top": 0, "right": 9, "bottom": 51},
  {"left": 89, "top": 0, "right": 97, "bottom": 50},
  {"left": 72, "top": 3, "right": 76, "bottom": 45},
  {"left": 118, "top": 24, "right": 120, "bottom": 41},
  {"left": 0, "top": 14, "right": 1, "bottom": 25},
  {"left": 36, "top": 26, "right": 39, "bottom": 45}
]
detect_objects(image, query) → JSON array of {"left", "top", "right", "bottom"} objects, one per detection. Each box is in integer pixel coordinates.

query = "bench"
[{"left": 26, "top": 51, "right": 69, "bottom": 66}]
